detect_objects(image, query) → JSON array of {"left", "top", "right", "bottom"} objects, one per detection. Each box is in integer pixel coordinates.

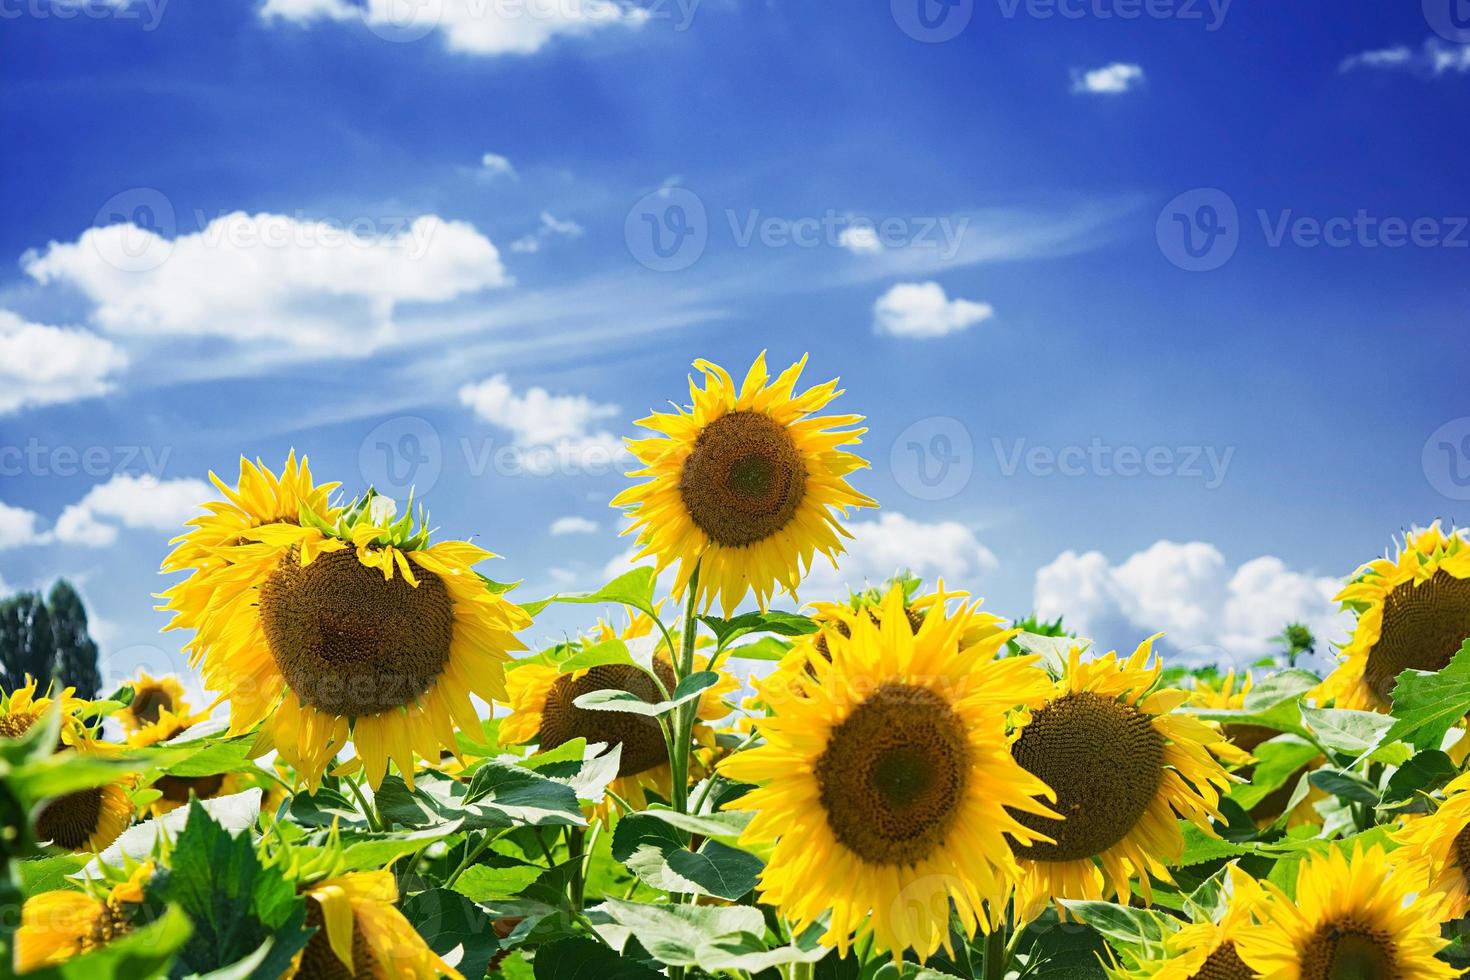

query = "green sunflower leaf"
[
  {"left": 532, "top": 937, "right": 662, "bottom": 980},
  {"left": 1056, "top": 901, "right": 1179, "bottom": 968},
  {"left": 1379, "top": 749, "right": 1458, "bottom": 814},
  {"left": 402, "top": 887, "right": 501, "bottom": 980},
  {"left": 699, "top": 610, "right": 816, "bottom": 650},
  {"left": 594, "top": 899, "right": 768, "bottom": 970},
  {"left": 611, "top": 813, "right": 763, "bottom": 900},
  {"left": 721, "top": 636, "right": 794, "bottom": 662},
  {"left": 572, "top": 672, "right": 718, "bottom": 717},
  {"left": 1299, "top": 704, "right": 1394, "bottom": 756},
  {"left": 378, "top": 765, "right": 585, "bottom": 831},
  {"left": 1308, "top": 768, "right": 1379, "bottom": 805},
  {"left": 551, "top": 567, "right": 660, "bottom": 619},
  {"left": 1383, "top": 639, "right": 1470, "bottom": 751}
]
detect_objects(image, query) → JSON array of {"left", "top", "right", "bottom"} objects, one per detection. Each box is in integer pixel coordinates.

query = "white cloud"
[
  {"left": 838, "top": 225, "right": 882, "bottom": 254},
  {"left": 601, "top": 543, "right": 654, "bottom": 582},
  {"left": 0, "top": 500, "right": 45, "bottom": 550},
  {"left": 1340, "top": 38, "right": 1470, "bottom": 76},
  {"left": 511, "top": 210, "right": 585, "bottom": 253},
  {"left": 260, "top": 0, "right": 648, "bottom": 56},
  {"left": 458, "top": 374, "right": 628, "bottom": 475},
  {"left": 479, "top": 152, "right": 518, "bottom": 180},
  {"left": 22, "top": 212, "right": 507, "bottom": 353},
  {"left": 0, "top": 311, "right": 127, "bottom": 415},
  {"left": 1034, "top": 540, "right": 1350, "bottom": 666},
  {"left": 872, "top": 282, "right": 994, "bottom": 339},
  {"left": 1071, "top": 63, "right": 1146, "bottom": 94},
  {"left": 53, "top": 474, "right": 213, "bottom": 548},
  {"left": 799, "top": 513, "right": 999, "bottom": 601},
  {"left": 550, "top": 515, "right": 598, "bottom": 535}
]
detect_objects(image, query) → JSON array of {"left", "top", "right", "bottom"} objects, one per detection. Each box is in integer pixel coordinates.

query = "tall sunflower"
[
  {"left": 1318, "top": 522, "right": 1470, "bottom": 710},
  {"left": 718, "top": 584, "right": 1057, "bottom": 962},
  {"left": 161, "top": 489, "right": 531, "bottom": 790},
  {"left": 1236, "top": 844, "right": 1455, "bottom": 979},
  {"left": 1394, "top": 770, "right": 1470, "bottom": 920},
  {"left": 114, "top": 671, "right": 189, "bottom": 735},
  {"left": 290, "top": 871, "right": 461, "bottom": 979},
  {"left": 500, "top": 610, "right": 738, "bottom": 813},
  {"left": 15, "top": 862, "right": 153, "bottom": 973},
  {"left": 611, "top": 353, "right": 877, "bottom": 616},
  {"left": 1108, "top": 866, "right": 1264, "bottom": 980},
  {"left": 1006, "top": 641, "right": 1235, "bottom": 923}
]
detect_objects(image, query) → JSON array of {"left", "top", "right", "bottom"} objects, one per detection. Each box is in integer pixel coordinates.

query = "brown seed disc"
[
  {"left": 297, "top": 896, "right": 375, "bottom": 979},
  {"left": 679, "top": 411, "right": 807, "bottom": 547},
  {"left": 1363, "top": 570, "right": 1470, "bottom": 705},
  {"left": 1009, "top": 692, "right": 1165, "bottom": 862},
  {"left": 85, "top": 901, "right": 133, "bottom": 952},
  {"left": 1299, "top": 922, "right": 1396, "bottom": 980},
  {"left": 812, "top": 606, "right": 926, "bottom": 661},
  {"left": 0, "top": 710, "right": 38, "bottom": 739},
  {"left": 1454, "top": 821, "right": 1470, "bottom": 887},
  {"left": 34, "top": 786, "right": 104, "bottom": 850},
  {"left": 130, "top": 685, "right": 174, "bottom": 725},
  {"left": 538, "top": 661, "right": 679, "bottom": 778},
  {"left": 1192, "top": 942, "right": 1256, "bottom": 980},
  {"left": 154, "top": 774, "right": 228, "bottom": 806},
  {"left": 258, "top": 548, "right": 453, "bottom": 717},
  {"left": 814, "top": 683, "right": 970, "bottom": 867}
]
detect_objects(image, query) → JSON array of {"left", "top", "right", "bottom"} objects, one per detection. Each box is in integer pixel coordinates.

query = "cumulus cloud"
[
  {"left": 458, "top": 374, "right": 628, "bottom": 475},
  {"left": 511, "top": 211, "right": 585, "bottom": 253},
  {"left": 550, "top": 515, "right": 598, "bottom": 535},
  {"left": 1340, "top": 38, "right": 1470, "bottom": 76},
  {"left": 1034, "top": 539, "right": 1350, "bottom": 666},
  {"left": 479, "top": 152, "right": 518, "bottom": 180},
  {"left": 260, "top": 0, "right": 649, "bottom": 57},
  {"left": 0, "top": 500, "right": 45, "bottom": 549},
  {"left": 53, "top": 474, "right": 213, "bottom": 548},
  {"left": 799, "top": 513, "right": 999, "bottom": 600},
  {"left": 872, "top": 281, "right": 993, "bottom": 339},
  {"left": 22, "top": 212, "right": 507, "bottom": 353},
  {"left": 838, "top": 225, "right": 882, "bottom": 254},
  {"left": 1070, "top": 62, "right": 1146, "bottom": 94},
  {"left": 0, "top": 311, "right": 127, "bottom": 415}
]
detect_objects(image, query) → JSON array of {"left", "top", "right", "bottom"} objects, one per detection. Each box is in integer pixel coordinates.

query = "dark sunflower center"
[
  {"left": 1222, "top": 722, "right": 1278, "bottom": 754},
  {"left": 1453, "top": 821, "right": 1470, "bottom": 885},
  {"left": 154, "top": 774, "right": 228, "bottom": 806},
  {"left": 258, "top": 547, "right": 453, "bottom": 717},
  {"left": 1301, "top": 923, "right": 1395, "bottom": 980},
  {"left": 1363, "top": 570, "right": 1470, "bottom": 705},
  {"left": 0, "top": 710, "right": 38, "bottom": 739},
  {"left": 812, "top": 607, "right": 926, "bottom": 661},
  {"left": 34, "top": 787, "right": 104, "bottom": 850},
  {"left": 85, "top": 901, "right": 134, "bottom": 953},
  {"left": 814, "top": 683, "right": 969, "bottom": 866},
  {"left": 298, "top": 896, "right": 375, "bottom": 979},
  {"left": 1247, "top": 762, "right": 1312, "bottom": 824},
  {"left": 1008, "top": 692, "right": 1165, "bottom": 862},
  {"left": 679, "top": 411, "right": 807, "bottom": 548},
  {"left": 1192, "top": 942, "right": 1256, "bottom": 980},
  {"left": 130, "top": 687, "right": 173, "bottom": 725},
  {"left": 538, "top": 661, "right": 678, "bottom": 778}
]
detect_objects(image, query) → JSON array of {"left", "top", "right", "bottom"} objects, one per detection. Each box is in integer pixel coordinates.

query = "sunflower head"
[
  {"left": 1318, "top": 522, "right": 1470, "bottom": 710},
  {"left": 720, "top": 584, "right": 1056, "bottom": 962},
  {"left": 1394, "top": 769, "right": 1470, "bottom": 920},
  {"left": 32, "top": 757, "right": 135, "bottom": 854},
  {"left": 1005, "top": 640, "right": 1236, "bottom": 923},
  {"left": 1109, "top": 865, "right": 1264, "bottom": 980},
  {"left": 15, "top": 861, "right": 153, "bottom": 973},
  {"left": 1, "top": 677, "right": 90, "bottom": 747},
  {"left": 293, "top": 871, "right": 461, "bottom": 979},
  {"left": 114, "top": 672, "right": 189, "bottom": 735},
  {"left": 611, "top": 353, "right": 877, "bottom": 616}
]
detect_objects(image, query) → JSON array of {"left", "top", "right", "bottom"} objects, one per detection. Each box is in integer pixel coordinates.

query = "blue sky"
[{"left": 2, "top": 0, "right": 1468, "bottom": 693}]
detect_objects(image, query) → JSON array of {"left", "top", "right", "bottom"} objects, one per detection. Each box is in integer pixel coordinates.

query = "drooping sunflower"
[
  {"left": 1108, "top": 865, "right": 1264, "bottom": 980},
  {"left": 718, "top": 584, "right": 1058, "bottom": 962},
  {"left": 15, "top": 862, "right": 153, "bottom": 973},
  {"left": 162, "top": 490, "right": 531, "bottom": 790},
  {"left": 1318, "top": 522, "right": 1470, "bottom": 710},
  {"left": 611, "top": 353, "right": 877, "bottom": 616},
  {"left": 125, "top": 705, "right": 252, "bottom": 816},
  {"left": 1236, "top": 844, "right": 1456, "bottom": 980},
  {"left": 1006, "top": 641, "right": 1236, "bottom": 923},
  {"left": 114, "top": 671, "right": 189, "bottom": 734},
  {"left": 32, "top": 769, "right": 134, "bottom": 853},
  {"left": 500, "top": 610, "right": 739, "bottom": 813},
  {"left": 1394, "top": 770, "right": 1470, "bottom": 920},
  {"left": 289, "top": 871, "right": 461, "bottom": 979}
]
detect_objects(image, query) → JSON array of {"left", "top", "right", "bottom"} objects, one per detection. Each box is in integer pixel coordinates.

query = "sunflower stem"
[
  {"left": 345, "top": 774, "right": 383, "bottom": 833},
  {"left": 671, "top": 564, "right": 702, "bottom": 817},
  {"left": 984, "top": 926, "right": 1009, "bottom": 980}
]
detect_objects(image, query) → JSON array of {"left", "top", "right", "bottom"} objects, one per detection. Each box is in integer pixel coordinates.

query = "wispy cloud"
[{"left": 1340, "top": 38, "right": 1470, "bottom": 76}]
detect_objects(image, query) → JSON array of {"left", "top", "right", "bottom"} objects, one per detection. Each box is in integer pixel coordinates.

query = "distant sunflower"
[
  {"left": 611, "top": 353, "right": 877, "bottom": 616},
  {"left": 15, "top": 862, "right": 152, "bottom": 973},
  {"left": 1109, "top": 866, "right": 1264, "bottom": 980},
  {"left": 163, "top": 491, "right": 531, "bottom": 790},
  {"left": 1318, "top": 522, "right": 1470, "bottom": 710},
  {"left": 1236, "top": 844, "right": 1455, "bottom": 980},
  {"left": 114, "top": 671, "right": 189, "bottom": 735},
  {"left": 126, "top": 706, "right": 249, "bottom": 816},
  {"left": 500, "top": 610, "right": 738, "bottom": 812},
  {"left": 1394, "top": 770, "right": 1470, "bottom": 920},
  {"left": 32, "top": 760, "right": 134, "bottom": 853},
  {"left": 719, "top": 584, "right": 1056, "bottom": 962},
  {"left": 1007, "top": 641, "right": 1235, "bottom": 923},
  {"left": 1192, "top": 670, "right": 1273, "bottom": 758},
  {"left": 290, "top": 871, "right": 461, "bottom": 979}
]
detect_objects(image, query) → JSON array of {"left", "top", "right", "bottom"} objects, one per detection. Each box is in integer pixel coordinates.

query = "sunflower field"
[{"left": 5, "top": 352, "right": 1470, "bottom": 980}]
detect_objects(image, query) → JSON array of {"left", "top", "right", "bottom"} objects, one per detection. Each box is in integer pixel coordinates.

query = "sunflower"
[
  {"left": 162, "top": 489, "right": 531, "bottom": 791},
  {"left": 1192, "top": 670, "right": 1274, "bottom": 757},
  {"left": 124, "top": 705, "right": 250, "bottom": 816},
  {"left": 500, "top": 610, "right": 739, "bottom": 813},
  {"left": 1236, "top": 844, "right": 1455, "bottom": 980},
  {"left": 290, "top": 871, "right": 461, "bottom": 979},
  {"left": 1006, "top": 640, "right": 1235, "bottom": 924},
  {"left": 1318, "top": 522, "right": 1470, "bottom": 710},
  {"left": 15, "top": 862, "right": 153, "bottom": 973},
  {"left": 718, "top": 584, "right": 1057, "bottom": 962},
  {"left": 32, "top": 758, "right": 135, "bottom": 853},
  {"left": 1394, "top": 770, "right": 1470, "bottom": 920},
  {"left": 114, "top": 671, "right": 189, "bottom": 734},
  {"left": 0, "top": 677, "right": 90, "bottom": 746},
  {"left": 611, "top": 352, "right": 877, "bottom": 617},
  {"left": 1108, "top": 865, "right": 1264, "bottom": 980}
]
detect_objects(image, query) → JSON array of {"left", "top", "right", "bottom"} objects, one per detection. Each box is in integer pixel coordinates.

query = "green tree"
[
  {"left": 1272, "top": 621, "right": 1316, "bottom": 668},
  {"left": 48, "top": 580, "right": 101, "bottom": 699}
]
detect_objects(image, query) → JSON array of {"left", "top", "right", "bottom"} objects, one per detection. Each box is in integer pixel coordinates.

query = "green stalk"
[
  {"left": 984, "top": 926, "right": 1009, "bottom": 980},
  {"left": 670, "top": 563, "right": 702, "bottom": 816}
]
